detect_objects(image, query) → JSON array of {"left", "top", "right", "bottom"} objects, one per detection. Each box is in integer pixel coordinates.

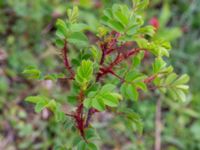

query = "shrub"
[{"left": 24, "top": 1, "right": 189, "bottom": 149}]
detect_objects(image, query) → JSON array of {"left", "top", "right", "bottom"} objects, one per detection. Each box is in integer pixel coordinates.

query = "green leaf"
[
  {"left": 85, "top": 128, "right": 99, "bottom": 140},
  {"left": 135, "top": 38, "right": 149, "bottom": 48},
  {"left": 120, "top": 83, "right": 127, "bottom": 98},
  {"left": 103, "top": 9, "right": 113, "bottom": 19},
  {"left": 147, "top": 40, "right": 171, "bottom": 57},
  {"left": 112, "top": 4, "right": 129, "bottom": 26},
  {"left": 120, "top": 108, "right": 143, "bottom": 134},
  {"left": 23, "top": 67, "right": 41, "bottom": 79},
  {"left": 55, "top": 29, "right": 66, "bottom": 39},
  {"left": 132, "top": 51, "right": 144, "bottom": 67},
  {"left": 55, "top": 111, "right": 66, "bottom": 122},
  {"left": 165, "top": 73, "right": 177, "bottom": 85},
  {"left": 55, "top": 39, "right": 64, "bottom": 48},
  {"left": 126, "top": 24, "right": 138, "bottom": 35},
  {"left": 56, "top": 19, "right": 68, "bottom": 38},
  {"left": 175, "top": 85, "right": 189, "bottom": 90},
  {"left": 175, "top": 89, "right": 186, "bottom": 102},
  {"left": 44, "top": 73, "right": 65, "bottom": 81},
  {"left": 25, "top": 95, "right": 66, "bottom": 121},
  {"left": 92, "top": 98, "right": 105, "bottom": 111},
  {"left": 25, "top": 96, "right": 40, "bottom": 104},
  {"left": 70, "top": 23, "right": 88, "bottom": 32},
  {"left": 35, "top": 101, "right": 48, "bottom": 113},
  {"left": 68, "top": 32, "right": 89, "bottom": 47},
  {"left": 167, "top": 88, "right": 177, "bottom": 100},
  {"left": 79, "top": 0, "right": 93, "bottom": 8},
  {"left": 173, "top": 74, "right": 190, "bottom": 85},
  {"left": 102, "top": 93, "right": 119, "bottom": 107},
  {"left": 83, "top": 98, "right": 92, "bottom": 108},
  {"left": 87, "top": 143, "right": 98, "bottom": 150},
  {"left": 106, "top": 20, "right": 124, "bottom": 32},
  {"left": 100, "top": 84, "right": 116, "bottom": 92},
  {"left": 25, "top": 95, "right": 48, "bottom": 104},
  {"left": 133, "top": 0, "right": 149, "bottom": 10},
  {"left": 137, "top": 25, "right": 155, "bottom": 37},
  {"left": 67, "top": 6, "right": 79, "bottom": 23},
  {"left": 135, "top": 82, "right": 147, "bottom": 91},
  {"left": 126, "top": 84, "right": 139, "bottom": 101},
  {"left": 75, "top": 60, "right": 93, "bottom": 87},
  {"left": 89, "top": 46, "right": 101, "bottom": 60},
  {"left": 84, "top": 84, "right": 121, "bottom": 110},
  {"left": 81, "top": 60, "right": 93, "bottom": 78},
  {"left": 77, "top": 141, "right": 87, "bottom": 150},
  {"left": 121, "top": 83, "right": 140, "bottom": 100},
  {"left": 125, "top": 71, "right": 145, "bottom": 82},
  {"left": 159, "top": 3, "right": 171, "bottom": 27},
  {"left": 152, "top": 57, "right": 166, "bottom": 73},
  {"left": 45, "top": 100, "right": 57, "bottom": 112},
  {"left": 161, "top": 65, "right": 174, "bottom": 74}
]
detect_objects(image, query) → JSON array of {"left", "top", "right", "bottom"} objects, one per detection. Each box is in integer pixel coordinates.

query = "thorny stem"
[
  {"left": 83, "top": 32, "right": 120, "bottom": 127},
  {"left": 75, "top": 103, "right": 85, "bottom": 138},
  {"left": 62, "top": 41, "right": 74, "bottom": 79},
  {"left": 96, "top": 48, "right": 146, "bottom": 81},
  {"left": 99, "top": 42, "right": 107, "bottom": 65},
  {"left": 144, "top": 74, "right": 157, "bottom": 84},
  {"left": 84, "top": 108, "right": 98, "bottom": 128},
  {"left": 99, "top": 31, "right": 120, "bottom": 65},
  {"left": 74, "top": 90, "right": 87, "bottom": 140},
  {"left": 108, "top": 71, "right": 157, "bottom": 91}
]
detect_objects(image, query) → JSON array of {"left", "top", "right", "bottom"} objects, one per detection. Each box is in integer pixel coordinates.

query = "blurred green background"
[{"left": 0, "top": 0, "right": 200, "bottom": 149}]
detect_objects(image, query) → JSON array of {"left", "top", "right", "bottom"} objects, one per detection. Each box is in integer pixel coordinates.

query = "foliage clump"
[{"left": 24, "top": 0, "right": 189, "bottom": 148}]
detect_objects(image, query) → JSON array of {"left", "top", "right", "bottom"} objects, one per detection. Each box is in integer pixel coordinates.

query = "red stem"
[
  {"left": 144, "top": 74, "right": 157, "bottom": 84},
  {"left": 99, "top": 43, "right": 107, "bottom": 65},
  {"left": 96, "top": 48, "right": 146, "bottom": 81},
  {"left": 75, "top": 103, "right": 85, "bottom": 138},
  {"left": 84, "top": 108, "right": 98, "bottom": 128},
  {"left": 62, "top": 41, "right": 74, "bottom": 79}
]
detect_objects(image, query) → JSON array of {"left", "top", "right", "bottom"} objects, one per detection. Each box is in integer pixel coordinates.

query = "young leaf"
[
  {"left": 175, "top": 89, "right": 186, "bottom": 102},
  {"left": 56, "top": 19, "right": 68, "bottom": 38},
  {"left": 101, "top": 93, "right": 119, "bottom": 107},
  {"left": 100, "top": 84, "right": 116, "bottom": 92},
  {"left": 112, "top": 4, "right": 129, "bottom": 26},
  {"left": 77, "top": 141, "right": 87, "bottom": 150},
  {"left": 84, "top": 84, "right": 122, "bottom": 110},
  {"left": 23, "top": 67, "right": 41, "bottom": 79},
  {"left": 159, "top": 3, "right": 171, "bottom": 27},
  {"left": 67, "top": 6, "right": 79, "bottom": 23},
  {"left": 87, "top": 143, "right": 98, "bottom": 150},
  {"left": 165, "top": 73, "right": 177, "bottom": 85},
  {"left": 35, "top": 101, "right": 48, "bottom": 113},
  {"left": 70, "top": 23, "right": 88, "bottom": 32},
  {"left": 137, "top": 25, "right": 155, "bottom": 37},
  {"left": 92, "top": 98, "right": 105, "bottom": 111},
  {"left": 55, "top": 39, "right": 64, "bottom": 48},
  {"left": 45, "top": 100, "right": 57, "bottom": 112},
  {"left": 75, "top": 60, "right": 93, "bottom": 87},
  {"left": 55, "top": 111, "right": 66, "bottom": 122},
  {"left": 126, "top": 84, "right": 139, "bottom": 101},
  {"left": 152, "top": 57, "right": 166, "bottom": 73},
  {"left": 25, "top": 95, "right": 48, "bottom": 104},
  {"left": 172, "top": 74, "right": 190, "bottom": 85},
  {"left": 83, "top": 98, "right": 92, "bottom": 108},
  {"left": 106, "top": 20, "right": 124, "bottom": 32},
  {"left": 68, "top": 32, "right": 89, "bottom": 47}
]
